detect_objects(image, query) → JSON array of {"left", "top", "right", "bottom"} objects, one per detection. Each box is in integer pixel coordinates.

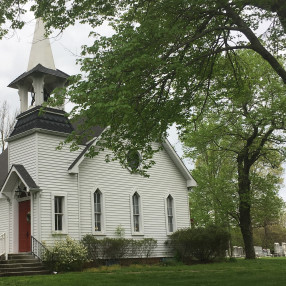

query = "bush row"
[
  {"left": 44, "top": 235, "right": 157, "bottom": 272},
  {"left": 43, "top": 225, "right": 229, "bottom": 271},
  {"left": 82, "top": 235, "right": 157, "bottom": 260}
]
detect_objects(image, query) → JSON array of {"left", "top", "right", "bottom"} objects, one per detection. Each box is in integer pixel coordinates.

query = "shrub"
[
  {"left": 81, "top": 234, "right": 99, "bottom": 260},
  {"left": 45, "top": 236, "right": 88, "bottom": 272},
  {"left": 100, "top": 238, "right": 131, "bottom": 259},
  {"left": 140, "top": 238, "right": 158, "bottom": 258},
  {"left": 81, "top": 235, "right": 158, "bottom": 260},
  {"left": 169, "top": 225, "right": 230, "bottom": 262}
]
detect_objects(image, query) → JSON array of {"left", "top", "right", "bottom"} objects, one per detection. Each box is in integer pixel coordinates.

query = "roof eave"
[
  {"left": 0, "top": 165, "right": 39, "bottom": 194},
  {"left": 162, "top": 139, "right": 197, "bottom": 187}
]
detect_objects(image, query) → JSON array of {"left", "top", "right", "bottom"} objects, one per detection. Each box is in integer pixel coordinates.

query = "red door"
[{"left": 19, "top": 200, "right": 31, "bottom": 252}]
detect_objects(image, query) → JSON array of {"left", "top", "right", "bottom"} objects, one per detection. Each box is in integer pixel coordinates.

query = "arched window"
[
  {"left": 167, "top": 195, "right": 174, "bottom": 233},
  {"left": 94, "top": 189, "right": 102, "bottom": 232},
  {"left": 132, "top": 192, "right": 140, "bottom": 232},
  {"left": 127, "top": 150, "right": 141, "bottom": 171}
]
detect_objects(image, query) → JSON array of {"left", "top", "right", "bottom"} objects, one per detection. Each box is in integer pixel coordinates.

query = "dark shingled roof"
[
  {"left": 68, "top": 139, "right": 95, "bottom": 171},
  {"left": 71, "top": 119, "right": 104, "bottom": 145},
  {"left": 0, "top": 148, "right": 8, "bottom": 188},
  {"left": 9, "top": 106, "right": 74, "bottom": 138},
  {"left": 12, "top": 164, "right": 39, "bottom": 189},
  {"left": 8, "top": 64, "right": 69, "bottom": 89}
]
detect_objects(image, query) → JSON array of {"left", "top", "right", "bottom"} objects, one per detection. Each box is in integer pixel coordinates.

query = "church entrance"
[{"left": 18, "top": 200, "right": 31, "bottom": 252}]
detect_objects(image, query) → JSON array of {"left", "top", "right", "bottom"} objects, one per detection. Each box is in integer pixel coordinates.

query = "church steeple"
[
  {"left": 8, "top": 19, "right": 69, "bottom": 113},
  {"left": 27, "top": 18, "right": 56, "bottom": 71}
]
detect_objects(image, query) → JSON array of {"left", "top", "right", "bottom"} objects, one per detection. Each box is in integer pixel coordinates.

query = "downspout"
[{"left": 77, "top": 173, "right": 81, "bottom": 240}]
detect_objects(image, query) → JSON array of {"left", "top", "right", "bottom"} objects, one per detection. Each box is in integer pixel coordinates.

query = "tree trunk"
[
  {"left": 237, "top": 159, "right": 256, "bottom": 259},
  {"left": 263, "top": 221, "right": 270, "bottom": 248}
]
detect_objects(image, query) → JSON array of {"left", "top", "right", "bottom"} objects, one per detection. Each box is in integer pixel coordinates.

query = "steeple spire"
[
  {"left": 8, "top": 18, "right": 69, "bottom": 114},
  {"left": 27, "top": 18, "right": 56, "bottom": 71}
]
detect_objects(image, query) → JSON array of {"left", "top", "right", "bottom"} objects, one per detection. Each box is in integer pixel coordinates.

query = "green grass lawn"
[{"left": 1, "top": 258, "right": 286, "bottom": 286}]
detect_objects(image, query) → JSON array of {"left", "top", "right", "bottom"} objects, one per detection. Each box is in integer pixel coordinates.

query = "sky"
[{"left": 0, "top": 16, "right": 285, "bottom": 201}]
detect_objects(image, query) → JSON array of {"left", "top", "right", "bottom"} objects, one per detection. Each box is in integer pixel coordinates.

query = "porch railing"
[
  {"left": 31, "top": 236, "right": 51, "bottom": 261},
  {"left": 0, "top": 233, "right": 6, "bottom": 259}
]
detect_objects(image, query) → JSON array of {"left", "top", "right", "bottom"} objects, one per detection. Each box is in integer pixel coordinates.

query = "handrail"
[
  {"left": 31, "top": 235, "right": 51, "bottom": 261},
  {"left": 0, "top": 233, "right": 6, "bottom": 258}
]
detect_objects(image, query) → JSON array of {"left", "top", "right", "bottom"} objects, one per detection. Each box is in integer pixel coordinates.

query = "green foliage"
[
  {"left": 114, "top": 225, "right": 125, "bottom": 238},
  {"left": 189, "top": 150, "right": 238, "bottom": 227},
  {"left": 189, "top": 149, "right": 285, "bottom": 229},
  {"left": 81, "top": 235, "right": 157, "bottom": 260},
  {"left": 182, "top": 51, "right": 286, "bottom": 258},
  {"left": 1, "top": 0, "right": 284, "bottom": 174},
  {"left": 169, "top": 225, "right": 230, "bottom": 262},
  {"left": 230, "top": 225, "right": 286, "bottom": 251},
  {"left": 44, "top": 236, "right": 88, "bottom": 272},
  {"left": 253, "top": 225, "right": 286, "bottom": 251}
]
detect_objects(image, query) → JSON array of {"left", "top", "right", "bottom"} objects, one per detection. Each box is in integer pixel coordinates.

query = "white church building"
[{"left": 0, "top": 19, "right": 196, "bottom": 258}]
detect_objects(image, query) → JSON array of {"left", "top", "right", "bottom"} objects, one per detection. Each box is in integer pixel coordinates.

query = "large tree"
[
  {"left": 0, "top": 2, "right": 285, "bottom": 160},
  {"left": 1, "top": 1, "right": 286, "bottom": 257},
  {"left": 181, "top": 51, "right": 286, "bottom": 258},
  {"left": 189, "top": 150, "right": 238, "bottom": 227},
  {"left": 190, "top": 149, "right": 284, "bottom": 232}
]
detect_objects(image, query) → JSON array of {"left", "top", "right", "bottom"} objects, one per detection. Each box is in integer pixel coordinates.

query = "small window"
[
  {"left": 94, "top": 189, "right": 102, "bottom": 232},
  {"left": 167, "top": 195, "right": 174, "bottom": 233},
  {"left": 133, "top": 192, "right": 140, "bottom": 232},
  {"left": 52, "top": 193, "right": 67, "bottom": 233},
  {"left": 54, "top": 196, "right": 64, "bottom": 231},
  {"left": 127, "top": 150, "right": 141, "bottom": 171}
]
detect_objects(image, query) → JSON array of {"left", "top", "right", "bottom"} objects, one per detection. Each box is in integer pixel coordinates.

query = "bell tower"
[
  {"left": 8, "top": 18, "right": 69, "bottom": 113},
  {"left": 7, "top": 19, "right": 74, "bottom": 141}
]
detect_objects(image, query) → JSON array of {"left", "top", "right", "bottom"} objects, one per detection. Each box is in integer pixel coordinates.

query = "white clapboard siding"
[
  {"left": 8, "top": 134, "right": 37, "bottom": 181},
  {"left": 36, "top": 133, "right": 82, "bottom": 245},
  {"left": 78, "top": 145, "right": 190, "bottom": 257},
  {"left": 0, "top": 199, "right": 9, "bottom": 252}
]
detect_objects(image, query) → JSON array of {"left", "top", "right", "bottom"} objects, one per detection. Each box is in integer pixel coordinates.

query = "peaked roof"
[
  {"left": 8, "top": 63, "right": 69, "bottom": 90},
  {"left": 68, "top": 139, "right": 96, "bottom": 171},
  {"left": 12, "top": 165, "right": 39, "bottom": 189},
  {"left": 68, "top": 133, "right": 197, "bottom": 187},
  {"left": 27, "top": 18, "right": 55, "bottom": 71},
  {"left": 0, "top": 164, "right": 40, "bottom": 195}
]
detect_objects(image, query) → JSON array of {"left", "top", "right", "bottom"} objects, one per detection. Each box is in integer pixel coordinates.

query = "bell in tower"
[{"left": 8, "top": 18, "right": 69, "bottom": 113}]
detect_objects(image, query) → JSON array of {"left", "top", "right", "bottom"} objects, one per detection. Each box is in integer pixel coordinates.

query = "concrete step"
[
  {"left": 0, "top": 259, "right": 41, "bottom": 264},
  {"left": 0, "top": 270, "right": 50, "bottom": 277},
  {"left": 0, "top": 266, "right": 47, "bottom": 273},
  {"left": 0, "top": 253, "right": 50, "bottom": 276},
  {"left": 8, "top": 254, "right": 35, "bottom": 260},
  {"left": 0, "top": 262, "right": 43, "bottom": 268}
]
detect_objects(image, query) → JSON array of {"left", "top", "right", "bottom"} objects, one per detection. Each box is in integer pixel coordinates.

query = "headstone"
[
  {"left": 266, "top": 249, "right": 271, "bottom": 256},
  {"left": 254, "top": 246, "right": 263, "bottom": 257},
  {"left": 274, "top": 243, "right": 282, "bottom": 256},
  {"left": 282, "top": 243, "right": 286, "bottom": 256},
  {"left": 233, "top": 246, "right": 239, "bottom": 257},
  {"left": 238, "top": 247, "right": 244, "bottom": 257}
]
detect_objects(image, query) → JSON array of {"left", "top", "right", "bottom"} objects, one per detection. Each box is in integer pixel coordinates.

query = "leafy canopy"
[{"left": 1, "top": 1, "right": 286, "bottom": 171}]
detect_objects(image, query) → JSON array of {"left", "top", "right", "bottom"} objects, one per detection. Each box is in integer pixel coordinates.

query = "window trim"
[
  {"left": 130, "top": 189, "right": 144, "bottom": 236},
  {"left": 91, "top": 188, "right": 106, "bottom": 236},
  {"left": 51, "top": 192, "right": 68, "bottom": 234},
  {"left": 164, "top": 194, "right": 177, "bottom": 235}
]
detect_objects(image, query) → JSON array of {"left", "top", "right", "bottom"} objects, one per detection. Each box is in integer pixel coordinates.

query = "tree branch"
[{"left": 224, "top": 4, "right": 286, "bottom": 84}]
